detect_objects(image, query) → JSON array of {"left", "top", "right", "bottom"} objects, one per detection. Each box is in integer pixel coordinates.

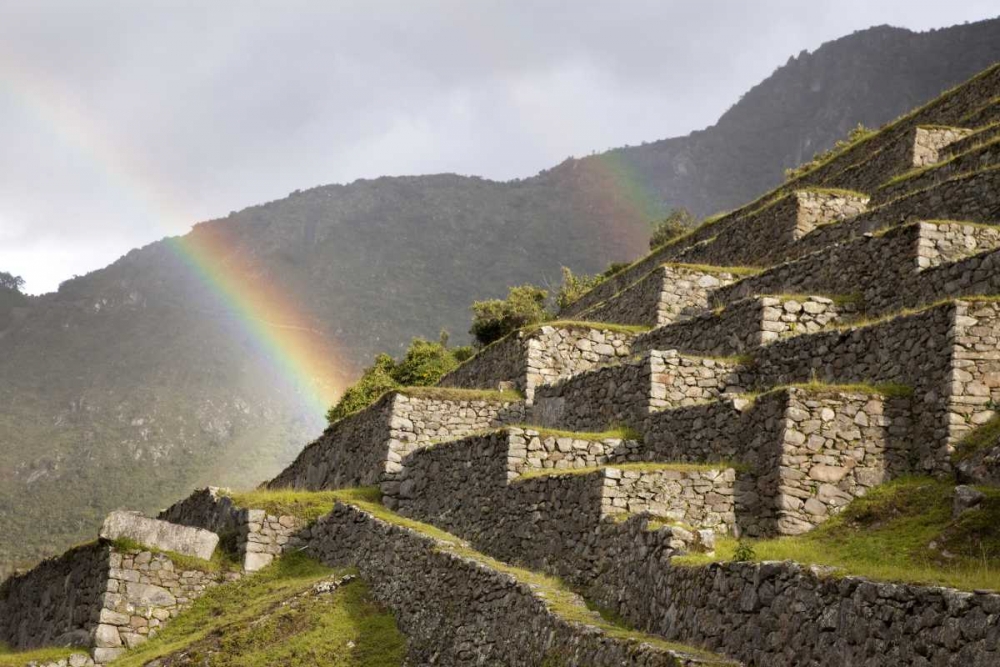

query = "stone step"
[
  {"left": 718, "top": 221, "right": 1000, "bottom": 318},
  {"left": 436, "top": 322, "right": 637, "bottom": 403},
  {"left": 267, "top": 388, "right": 524, "bottom": 491},
  {"left": 574, "top": 263, "right": 754, "bottom": 328},
  {"left": 753, "top": 299, "right": 1000, "bottom": 473},
  {"left": 672, "top": 189, "right": 869, "bottom": 268},
  {"left": 311, "top": 499, "right": 739, "bottom": 666},
  {"left": 387, "top": 427, "right": 731, "bottom": 580},
  {"left": 531, "top": 350, "right": 751, "bottom": 433},
  {"left": 940, "top": 121, "right": 1000, "bottom": 160},
  {"left": 874, "top": 133, "right": 1000, "bottom": 205},
  {"left": 160, "top": 487, "right": 309, "bottom": 572},
  {"left": 632, "top": 294, "right": 856, "bottom": 358}
]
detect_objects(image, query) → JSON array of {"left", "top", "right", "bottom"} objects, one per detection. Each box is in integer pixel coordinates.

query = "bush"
[
  {"left": 732, "top": 541, "right": 757, "bottom": 562},
  {"left": 325, "top": 334, "right": 469, "bottom": 423},
  {"left": 470, "top": 285, "right": 549, "bottom": 347},
  {"left": 556, "top": 267, "right": 603, "bottom": 311},
  {"left": 649, "top": 208, "right": 695, "bottom": 249}
]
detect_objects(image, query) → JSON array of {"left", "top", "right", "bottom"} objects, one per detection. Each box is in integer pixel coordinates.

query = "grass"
[
  {"left": 952, "top": 415, "right": 1000, "bottom": 463},
  {"left": 666, "top": 262, "right": 760, "bottom": 277},
  {"left": 114, "top": 553, "right": 405, "bottom": 667},
  {"left": 762, "top": 292, "right": 864, "bottom": 307},
  {"left": 512, "top": 425, "right": 642, "bottom": 441},
  {"left": 675, "top": 477, "right": 1000, "bottom": 592},
  {"left": 743, "top": 381, "right": 914, "bottom": 402},
  {"left": 514, "top": 461, "right": 740, "bottom": 482},
  {"left": 521, "top": 319, "right": 652, "bottom": 335},
  {"left": 224, "top": 488, "right": 381, "bottom": 523},
  {"left": 109, "top": 537, "right": 241, "bottom": 574},
  {"left": 799, "top": 186, "right": 870, "bottom": 199},
  {"left": 0, "top": 645, "right": 80, "bottom": 666},
  {"left": 330, "top": 492, "right": 731, "bottom": 664},
  {"left": 959, "top": 96, "right": 1000, "bottom": 125},
  {"left": 397, "top": 386, "right": 523, "bottom": 403}
]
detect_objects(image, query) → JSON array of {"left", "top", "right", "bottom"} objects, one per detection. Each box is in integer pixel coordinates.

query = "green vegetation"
[
  {"left": 515, "top": 461, "right": 738, "bottom": 482},
  {"left": 115, "top": 553, "right": 405, "bottom": 667},
  {"left": 326, "top": 335, "right": 472, "bottom": 424},
  {"left": 521, "top": 319, "right": 651, "bottom": 335},
  {"left": 880, "top": 134, "right": 1000, "bottom": 189},
  {"left": 223, "top": 488, "right": 366, "bottom": 522},
  {"left": 470, "top": 284, "right": 550, "bottom": 346},
  {"left": 0, "top": 645, "right": 78, "bottom": 667},
  {"left": 397, "top": 386, "right": 522, "bottom": 402},
  {"left": 676, "top": 478, "right": 1000, "bottom": 591},
  {"left": 514, "top": 425, "right": 642, "bottom": 441},
  {"left": 784, "top": 123, "right": 876, "bottom": 181},
  {"left": 109, "top": 537, "right": 241, "bottom": 574},
  {"left": 952, "top": 415, "right": 1000, "bottom": 463},
  {"left": 649, "top": 208, "right": 696, "bottom": 250},
  {"left": 742, "top": 381, "right": 914, "bottom": 403},
  {"left": 556, "top": 267, "right": 604, "bottom": 310}
]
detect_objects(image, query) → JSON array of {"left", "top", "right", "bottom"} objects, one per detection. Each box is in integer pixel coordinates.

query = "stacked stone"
[
  {"left": 532, "top": 350, "right": 749, "bottom": 433},
  {"left": 91, "top": 549, "right": 233, "bottom": 662},
  {"left": 439, "top": 324, "right": 635, "bottom": 403},
  {"left": 24, "top": 656, "right": 93, "bottom": 667},
  {"left": 243, "top": 510, "right": 306, "bottom": 571},
  {"left": 506, "top": 427, "right": 644, "bottom": 477},
  {"left": 876, "top": 133, "right": 999, "bottom": 204},
  {"left": 579, "top": 265, "right": 742, "bottom": 328},
  {"left": 601, "top": 467, "right": 737, "bottom": 534}
]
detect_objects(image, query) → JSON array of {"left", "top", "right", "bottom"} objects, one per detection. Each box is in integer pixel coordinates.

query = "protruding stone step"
[
  {"left": 874, "top": 132, "right": 1000, "bottom": 204},
  {"left": 575, "top": 263, "right": 753, "bottom": 328},
  {"left": 939, "top": 121, "right": 1000, "bottom": 161},
  {"left": 754, "top": 299, "right": 1000, "bottom": 473},
  {"left": 641, "top": 387, "right": 896, "bottom": 537},
  {"left": 632, "top": 294, "right": 855, "bottom": 357},
  {"left": 99, "top": 510, "right": 219, "bottom": 560},
  {"left": 531, "top": 350, "right": 751, "bottom": 433},
  {"left": 718, "top": 221, "right": 1000, "bottom": 317},
  {"left": 437, "top": 321, "right": 636, "bottom": 402},
  {"left": 267, "top": 388, "right": 523, "bottom": 491},
  {"left": 160, "top": 487, "right": 309, "bottom": 572},
  {"left": 673, "top": 189, "right": 869, "bottom": 268}
]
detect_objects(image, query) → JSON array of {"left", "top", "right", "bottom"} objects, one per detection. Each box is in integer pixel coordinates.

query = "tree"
[
  {"left": 470, "top": 285, "right": 549, "bottom": 347},
  {"left": 325, "top": 334, "right": 473, "bottom": 424},
  {"left": 0, "top": 271, "right": 25, "bottom": 293},
  {"left": 649, "top": 209, "right": 695, "bottom": 250},
  {"left": 556, "top": 267, "right": 603, "bottom": 311}
]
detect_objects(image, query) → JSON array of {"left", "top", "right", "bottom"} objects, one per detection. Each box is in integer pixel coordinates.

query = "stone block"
[{"left": 100, "top": 511, "right": 219, "bottom": 560}]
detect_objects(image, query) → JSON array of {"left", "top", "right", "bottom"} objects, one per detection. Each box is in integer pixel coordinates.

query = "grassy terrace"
[
  {"left": 115, "top": 554, "right": 405, "bottom": 667},
  {"left": 515, "top": 461, "right": 740, "bottom": 482},
  {"left": 676, "top": 478, "right": 1000, "bottom": 592},
  {"left": 232, "top": 488, "right": 731, "bottom": 664},
  {"left": 109, "top": 536, "right": 241, "bottom": 574},
  {"left": 880, "top": 134, "right": 1000, "bottom": 189},
  {"left": 511, "top": 424, "right": 642, "bottom": 441},
  {"left": 740, "top": 381, "right": 914, "bottom": 402},
  {"left": 395, "top": 386, "right": 522, "bottom": 403},
  {"left": 952, "top": 415, "right": 1000, "bottom": 463},
  {"left": 0, "top": 645, "right": 79, "bottom": 667}
]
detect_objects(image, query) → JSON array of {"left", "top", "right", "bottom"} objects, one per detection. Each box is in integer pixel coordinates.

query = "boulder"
[{"left": 100, "top": 510, "right": 219, "bottom": 560}]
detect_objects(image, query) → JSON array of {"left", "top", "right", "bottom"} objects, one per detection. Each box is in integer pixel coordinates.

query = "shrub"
[
  {"left": 470, "top": 285, "right": 549, "bottom": 347},
  {"left": 556, "top": 267, "right": 603, "bottom": 311},
  {"left": 732, "top": 541, "right": 757, "bottom": 562},
  {"left": 325, "top": 334, "right": 469, "bottom": 423},
  {"left": 648, "top": 208, "right": 695, "bottom": 249}
]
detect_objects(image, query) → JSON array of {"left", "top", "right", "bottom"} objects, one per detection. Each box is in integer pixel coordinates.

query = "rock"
[
  {"left": 953, "top": 485, "right": 985, "bottom": 518},
  {"left": 100, "top": 511, "right": 219, "bottom": 560}
]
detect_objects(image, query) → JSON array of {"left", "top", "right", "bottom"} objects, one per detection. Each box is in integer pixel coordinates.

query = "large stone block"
[{"left": 100, "top": 511, "right": 218, "bottom": 560}]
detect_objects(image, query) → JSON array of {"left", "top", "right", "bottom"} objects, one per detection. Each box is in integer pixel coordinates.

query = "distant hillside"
[{"left": 3, "top": 17, "right": 1000, "bottom": 568}]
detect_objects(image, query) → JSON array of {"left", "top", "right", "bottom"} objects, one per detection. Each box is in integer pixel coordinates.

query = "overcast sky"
[{"left": 0, "top": 1, "right": 997, "bottom": 294}]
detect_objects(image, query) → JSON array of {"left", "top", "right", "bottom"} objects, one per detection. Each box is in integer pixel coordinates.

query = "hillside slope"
[{"left": 3, "top": 17, "right": 1000, "bottom": 568}]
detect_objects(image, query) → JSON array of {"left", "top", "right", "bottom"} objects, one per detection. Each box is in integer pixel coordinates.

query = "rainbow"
[{"left": 0, "top": 55, "right": 351, "bottom": 416}]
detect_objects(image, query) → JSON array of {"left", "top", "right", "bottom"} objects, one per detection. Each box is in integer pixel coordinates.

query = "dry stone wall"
[
  {"left": 438, "top": 325, "right": 634, "bottom": 402},
  {"left": 578, "top": 265, "right": 743, "bottom": 328},
  {"left": 159, "top": 488, "right": 307, "bottom": 572},
  {"left": 531, "top": 350, "right": 749, "bottom": 432},
  {"left": 267, "top": 390, "right": 522, "bottom": 490},
  {"left": 875, "top": 136, "right": 1000, "bottom": 204},
  {"left": 307, "top": 503, "right": 726, "bottom": 667},
  {"left": 633, "top": 295, "right": 849, "bottom": 357},
  {"left": 590, "top": 545, "right": 1000, "bottom": 667}
]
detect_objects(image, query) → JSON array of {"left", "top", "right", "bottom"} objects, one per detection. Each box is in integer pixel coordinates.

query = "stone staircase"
[{"left": 5, "top": 62, "right": 1000, "bottom": 667}]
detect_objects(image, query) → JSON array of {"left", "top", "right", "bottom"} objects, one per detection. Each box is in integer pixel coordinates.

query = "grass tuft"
[
  {"left": 398, "top": 386, "right": 523, "bottom": 403},
  {"left": 224, "top": 488, "right": 381, "bottom": 523},
  {"left": 512, "top": 424, "right": 642, "bottom": 442},
  {"left": 952, "top": 415, "right": 1000, "bottom": 463},
  {"left": 0, "top": 645, "right": 81, "bottom": 666},
  {"left": 108, "top": 537, "right": 241, "bottom": 574},
  {"left": 675, "top": 477, "right": 1000, "bottom": 591}
]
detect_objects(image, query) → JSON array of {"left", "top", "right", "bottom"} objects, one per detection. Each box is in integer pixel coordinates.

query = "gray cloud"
[{"left": 0, "top": 0, "right": 996, "bottom": 293}]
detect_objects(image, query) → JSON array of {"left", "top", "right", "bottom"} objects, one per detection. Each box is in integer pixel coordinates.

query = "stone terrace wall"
[
  {"left": 578, "top": 265, "right": 743, "bottom": 328},
  {"left": 0, "top": 543, "right": 108, "bottom": 651},
  {"left": 590, "top": 542, "right": 1000, "bottom": 667},
  {"left": 634, "top": 295, "right": 848, "bottom": 357},
  {"left": 531, "top": 351, "right": 749, "bottom": 432},
  {"left": 793, "top": 168, "right": 1000, "bottom": 262},
  {"left": 943, "top": 122, "right": 1000, "bottom": 159},
  {"left": 948, "top": 301, "right": 1000, "bottom": 442},
  {"left": 268, "top": 391, "right": 522, "bottom": 490},
  {"left": 308, "top": 503, "right": 722, "bottom": 667},
  {"left": 92, "top": 549, "right": 229, "bottom": 662},
  {"left": 675, "top": 190, "right": 868, "bottom": 269},
  {"left": 438, "top": 325, "right": 634, "bottom": 402},
  {"left": 160, "top": 488, "right": 307, "bottom": 572},
  {"left": 875, "top": 136, "right": 1000, "bottom": 204}
]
